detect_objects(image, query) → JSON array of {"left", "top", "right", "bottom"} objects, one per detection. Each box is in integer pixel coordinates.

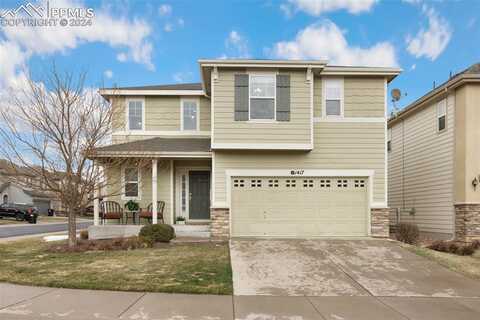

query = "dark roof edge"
[{"left": 388, "top": 63, "right": 480, "bottom": 127}]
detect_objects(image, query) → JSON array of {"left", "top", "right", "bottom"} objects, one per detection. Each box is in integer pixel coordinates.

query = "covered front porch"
[{"left": 90, "top": 137, "right": 212, "bottom": 239}]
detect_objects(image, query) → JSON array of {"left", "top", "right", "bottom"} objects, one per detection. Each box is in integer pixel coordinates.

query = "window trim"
[
  {"left": 180, "top": 98, "right": 200, "bottom": 131},
  {"left": 322, "top": 77, "right": 344, "bottom": 118},
  {"left": 125, "top": 98, "right": 145, "bottom": 131},
  {"left": 248, "top": 73, "right": 277, "bottom": 122},
  {"left": 121, "top": 165, "right": 141, "bottom": 200},
  {"left": 436, "top": 99, "right": 447, "bottom": 133}
]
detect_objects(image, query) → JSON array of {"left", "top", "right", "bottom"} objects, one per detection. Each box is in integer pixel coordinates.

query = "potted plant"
[
  {"left": 124, "top": 200, "right": 139, "bottom": 212},
  {"left": 176, "top": 216, "right": 186, "bottom": 225}
]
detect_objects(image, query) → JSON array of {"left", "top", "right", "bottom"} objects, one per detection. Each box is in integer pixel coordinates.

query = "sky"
[{"left": 0, "top": 0, "right": 479, "bottom": 112}]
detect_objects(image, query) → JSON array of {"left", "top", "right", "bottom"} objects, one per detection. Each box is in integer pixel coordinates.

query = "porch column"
[
  {"left": 152, "top": 159, "right": 158, "bottom": 224},
  {"left": 93, "top": 164, "right": 100, "bottom": 226}
]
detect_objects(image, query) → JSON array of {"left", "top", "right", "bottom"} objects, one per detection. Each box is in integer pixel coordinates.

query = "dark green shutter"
[
  {"left": 276, "top": 74, "right": 290, "bottom": 121},
  {"left": 234, "top": 74, "right": 249, "bottom": 121}
]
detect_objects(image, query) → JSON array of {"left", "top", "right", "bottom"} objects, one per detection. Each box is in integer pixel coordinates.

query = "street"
[{"left": 0, "top": 221, "right": 93, "bottom": 238}]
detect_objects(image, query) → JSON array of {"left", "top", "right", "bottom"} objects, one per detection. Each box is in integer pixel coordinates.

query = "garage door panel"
[{"left": 231, "top": 176, "right": 368, "bottom": 237}]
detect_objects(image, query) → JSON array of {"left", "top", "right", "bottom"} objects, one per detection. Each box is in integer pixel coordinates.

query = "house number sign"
[{"left": 290, "top": 170, "right": 305, "bottom": 176}]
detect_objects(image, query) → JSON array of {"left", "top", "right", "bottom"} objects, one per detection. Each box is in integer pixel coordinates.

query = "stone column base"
[
  {"left": 371, "top": 208, "right": 390, "bottom": 238},
  {"left": 455, "top": 203, "right": 480, "bottom": 243},
  {"left": 211, "top": 207, "right": 230, "bottom": 238}
]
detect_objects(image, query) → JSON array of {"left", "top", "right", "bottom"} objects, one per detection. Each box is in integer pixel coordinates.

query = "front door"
[{"left": 189, "top": 171, "right": 210, "bottom": 220}]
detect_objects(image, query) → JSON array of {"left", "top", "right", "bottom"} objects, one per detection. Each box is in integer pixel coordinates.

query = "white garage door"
[{"left": 231, "top": 177, "right": 368, "bottom": 237}]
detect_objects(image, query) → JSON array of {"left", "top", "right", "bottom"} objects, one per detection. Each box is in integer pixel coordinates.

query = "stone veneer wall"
[
  {"left": 211, "top": 207, "right": 230, "bottom": 238},
  {"left": 371, "top": 208, "right": 390, "bottom": 238},
  {"left": 455, "top": 203, "right": 480, "bottom": 243}
]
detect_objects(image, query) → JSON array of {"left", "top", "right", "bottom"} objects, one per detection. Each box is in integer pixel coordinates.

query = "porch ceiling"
[{"left": 90, "top": 137, "right": 212, "bottom": 158}]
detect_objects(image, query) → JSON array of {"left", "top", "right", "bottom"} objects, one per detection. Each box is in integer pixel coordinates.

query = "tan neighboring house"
[
  {"left": 91, "top": 59, "right": 401, "bottom": 238},
  {"left": 388, "top": 63, "right": 480, "bottom": 242}
]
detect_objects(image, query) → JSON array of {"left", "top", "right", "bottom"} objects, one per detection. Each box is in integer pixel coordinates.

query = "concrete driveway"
[{"left": 230, "top": 239, "right": 480, "bottom": 297}]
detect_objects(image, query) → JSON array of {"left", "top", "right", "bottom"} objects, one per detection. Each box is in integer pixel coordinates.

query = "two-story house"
[
  {"left": 388, "top": 63, "right": 480, "bottom": 243},
  {"left": 91, "top": 59, "right": 401, "bottom": 238}
]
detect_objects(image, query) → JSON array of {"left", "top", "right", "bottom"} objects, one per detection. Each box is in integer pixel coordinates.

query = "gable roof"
[
  {"left": 90, "top": 137, "right": 211, "bottom": 158},
  {"left": 389, "top": 62, "right": 480, "bottom": 126},
  {"left": 102, "top": 83, "right": 202, "bottom": 91}
]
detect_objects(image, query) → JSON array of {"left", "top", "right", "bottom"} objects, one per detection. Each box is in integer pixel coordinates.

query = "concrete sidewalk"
[{"left": 1, "top": 283, "right": 480, "bottom": 320}]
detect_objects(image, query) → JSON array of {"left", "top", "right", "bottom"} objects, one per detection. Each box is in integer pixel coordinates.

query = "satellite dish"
[{"left": 391, "top": 88, "right": 402, "bottom": 102}]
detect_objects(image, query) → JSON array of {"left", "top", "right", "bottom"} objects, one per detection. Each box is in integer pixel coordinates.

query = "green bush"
[
  {"left": 396, "top": 222, "right": 419, "bottom": 244},
  {"left": 139, "top": 224, "right": 175, "bottom": 245}
]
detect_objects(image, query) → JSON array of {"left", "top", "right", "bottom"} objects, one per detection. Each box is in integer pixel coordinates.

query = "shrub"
[
  {"left": 456, "top": 244, "right": 476, "bottom": 256},
  {"left": 446, "top": 242, "right": 459, "bottom": 254},
  {"left": 139, "top": 224, "right": 175, "bottom": 245},
  {"left": 427, "top": 240, "right": 477, "bottom": 256},
  {"left": 396, "top": 222, "right": 419, "bottom": 244},
  {"left": 79, "top": 230, "right": 88, "bottom": 240},
  {"left": 471, "top": 240, "right": 480, "bottom": 250},
  {"left": 428, "top": 240, "right": 448, "bottom": 252}
]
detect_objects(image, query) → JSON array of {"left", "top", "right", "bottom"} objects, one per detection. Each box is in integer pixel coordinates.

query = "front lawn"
[
  {"left": 0, "top": 239, "right": 232, "bottom": 295},
  {"left": 405, "top": 244, "right": 480, "bottom": 280}
]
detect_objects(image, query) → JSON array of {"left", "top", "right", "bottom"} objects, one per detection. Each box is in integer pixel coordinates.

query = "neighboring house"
[
  {"left": 0, "top": 159, "right": 58, "bottom": 214},
  {"left": 388, "top": 63, "right": 480, "bottom": 242},
  {"left": 91, "top": 59, "right": 401, "bottom": 238},
  {"left": 0, "top": 181, "right": 53, "bottom": 214}
]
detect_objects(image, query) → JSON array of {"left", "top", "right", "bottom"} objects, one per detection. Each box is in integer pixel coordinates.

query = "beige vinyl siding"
[
  {"left": 105, "top": 161, "right": 173, "bottom": 224},
  {"left": 388, "top": 94, "right": 455, "bottom": 235},
  {"left": 454, "top": 84, "right": 480, "bottom": 203},
  {"left": 214, "top": 121, "right": 385, "bottom": 204},
  {"left": 314, "top": 76, "right": 384, "bottom": 118},
  {"left": 344, "top": 77, "right": 385, "bottom": 118},
  {"left": 111, "top": 96, "right": 211, "bottom": 144},
  {"left": 213, "top": 69, "right": 311, "bottom": 145},
  {"left": 146, "top": 96, "right": 181, "bottom": 131}
]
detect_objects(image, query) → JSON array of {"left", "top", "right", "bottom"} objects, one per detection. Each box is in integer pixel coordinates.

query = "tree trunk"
[{"left": 68, "top": 208, "right": 77, "bottom": 247}]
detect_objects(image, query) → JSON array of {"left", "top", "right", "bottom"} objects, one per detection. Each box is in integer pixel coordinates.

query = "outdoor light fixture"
[{"left": 472, "top": 176, "right": 479, "bottom": 190}]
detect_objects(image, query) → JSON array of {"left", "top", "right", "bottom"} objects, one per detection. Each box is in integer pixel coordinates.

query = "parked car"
[{"left": 0, "top": 203, "right": 38, "bottom": 223}]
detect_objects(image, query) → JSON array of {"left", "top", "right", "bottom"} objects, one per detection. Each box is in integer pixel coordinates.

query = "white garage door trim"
[{"left": 225, "top": 169, "right": 375, "bottom": 237}]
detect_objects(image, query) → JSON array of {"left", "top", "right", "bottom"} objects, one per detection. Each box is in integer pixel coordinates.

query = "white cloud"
[
  {"left": 0, "top": 0, "right": 155, "bottom": 92},
  {"left": 158, "top": 4, "right": 172, "bottom": 16},
  {"left": 410, "top": 64, "right": 416, "bottom": 70},
  {"left": 406, "top": 5, "right": 451, "bottom": 60},
  {"left": 221, "top": 30, "right": 250, "bottom": 59},
  {"left": 268, "top": 20, "right": 398, "bottom": 67},
  {"left": 282, "top": 0, "right": 377, "bottom": 16},
  {"left": 104, "top": 70, "right": 113, "bottom": 79},
  {"left": 173, "top": 71, "right": 193, "bottom": 83},
  {"left": 116, "top": 52, "right": 128, "bottom": 62},
  {"left": 164, "top": 23, "right": 173, "bottom": 32},
  {"left": 177, "top": 18, "right": 185, "bottom": 27}
]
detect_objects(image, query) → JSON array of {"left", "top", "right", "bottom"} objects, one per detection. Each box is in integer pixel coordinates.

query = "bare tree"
[{"left": 0, "top": 66, "right": 117, "bottom": 247}]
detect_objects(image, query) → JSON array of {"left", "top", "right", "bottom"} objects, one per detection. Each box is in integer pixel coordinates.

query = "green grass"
[
  {"left": 405, "top": 244, "right": 480, "bottom": 280},
  {"left": 0, "top": 239, "right": 233, "bottom": 295}
]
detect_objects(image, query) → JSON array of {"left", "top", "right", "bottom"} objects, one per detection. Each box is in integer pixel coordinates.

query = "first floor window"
[
  {"left": 3, "top": 194, "right": 7, "bottom": 204},
  {"left": 250, "top": 74, "right": 275, "bottom": 120},
  {"left": 124, "top": 167, "right": 139, "bottom": 198},
  {"left": 324, "top": 78, "right": 343, "bottom": 117},
  {"left": 128, "top": 100, "right": 143, "bottom": 130},
  {"left": 182, "top": 100, "right": 198, "bottom": 131},
  {"left": 437, "top": 99, "right": 446, "bottom": 132}
]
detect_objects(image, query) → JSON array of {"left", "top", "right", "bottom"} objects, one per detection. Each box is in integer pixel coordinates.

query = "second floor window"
[
  {"left": 250, "top": 75, "right": 275, "bottom": 120},
  {"left": 128, "top": 100, "right": 144, "bottom": 130},
  {"left": 182, "top": 99, "right": 199, "bottom": 131},
  {"left": 324, "top": 78, "right": 343, "bottom": 117},
  {"left": 437, "top": 99, "right": 446, "bottom": 132}
]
